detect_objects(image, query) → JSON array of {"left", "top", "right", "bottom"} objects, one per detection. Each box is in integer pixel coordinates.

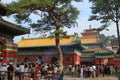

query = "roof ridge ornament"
[{"left": 73, "top": 33, "right": 79, "bottom": 43}]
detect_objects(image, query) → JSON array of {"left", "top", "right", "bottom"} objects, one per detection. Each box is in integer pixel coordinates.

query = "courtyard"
[{"left": 64, "top": 75, "right": 118, "bottom": 80}]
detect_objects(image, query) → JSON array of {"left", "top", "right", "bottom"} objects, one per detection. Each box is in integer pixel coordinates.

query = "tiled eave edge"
[{"left": 0, "top": 19, "right": 30, "bottom": 33}]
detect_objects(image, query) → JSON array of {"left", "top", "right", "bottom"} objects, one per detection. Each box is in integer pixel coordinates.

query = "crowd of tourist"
[
  {"left": 67, "top": 63, "right": 117, "bottom": 78},
  {"left": 0, "top": 58, "right": 63, "bottom": 80},
  {"left": 0, "top": 57, "right": 118, "bottom": 80}
]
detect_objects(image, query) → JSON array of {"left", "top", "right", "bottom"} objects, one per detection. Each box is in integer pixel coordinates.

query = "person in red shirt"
[
  {"left": 35, "top": 64, "right": 42, "bottom": 79},
  {"left": 36, "top": 64, "right": 41, "bottom": 71},
  {"left": 3, "top": 57, "right": 8, "bottom": 65}
]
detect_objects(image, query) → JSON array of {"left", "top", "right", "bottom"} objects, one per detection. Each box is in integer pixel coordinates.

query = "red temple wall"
[
  {"left": 95, "top": 58, "right": 101, "bottom": 64},
  {"left": 63, "top": 54, "right": 74, "bottom": 66},
  {"left": 15, "top": 53, "right": 79, "bottom": 66}
]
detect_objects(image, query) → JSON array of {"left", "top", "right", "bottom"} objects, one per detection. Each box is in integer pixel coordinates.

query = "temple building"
[
  {"left": 16, "top": 25, "right": 120, "bottom": 66},
  {"left": 17, "top": 35, "right": 84, "bottom": 66},
  {"left": 79, "top": 26, "right": 120, "bottom": 66},
  {"left": 17, "top": 26, "right": 120, "bottom": 66},
  {"left": 1, "top": 2, "right": 120, "bottom": 67},
  {"left": 0, "top": 3, "right": 30, "bottom": 59},
  {"left": 80, "top": 26, "right": 104, "bottom": 50}
]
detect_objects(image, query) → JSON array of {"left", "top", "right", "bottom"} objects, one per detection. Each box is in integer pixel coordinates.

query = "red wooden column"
[{"left": 74, "top": 53, "right": 80, "bottom": 65}]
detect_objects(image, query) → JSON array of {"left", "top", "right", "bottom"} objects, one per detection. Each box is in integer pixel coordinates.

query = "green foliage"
[
  {"left": 89, "top": 0, "right": 120, "bottom": 21},
  {"left": 7, "top": 0, "right": 81, "bottom": 37},
  {"left": 89, "top": 0, "right": 120, "bottom": 26},
  {"left": 6, "top": 0, "right": 82, "bottom": 65},
  {"left": 89, "top": 0, "right": 120, "bottom": 49},
  {"left": 7, "top": 0, "right": 53, "bottom": 13},
  {"left": 48, "top": 29, "right": 69, "bottom": 38},
  {"left": 100, "top": 34, "right": 118, "bottom": 46}
]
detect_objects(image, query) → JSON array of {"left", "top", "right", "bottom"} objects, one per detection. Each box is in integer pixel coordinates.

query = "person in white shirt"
[
  {"left": 0, "top": 63, "right": 7, "bottom": 80},
  {"left": 89, "top": 65, "right": 94, "bottom": 78},
  {"left": 71, "top": 65, "right": 75, "bottom": 77},
  {"left": 53, "top": 65, "right": 58, "bottom": 79},
  {"left": 19, "top": 63, "right": 25, "bottom": 80},
  {"left": 54, "top": 65, "right": 58, "bottom": 74},
  {"left": 92, "top": 65, "right": 96, "bottom": 78},
  {"left": 110, "top": 64, "right": 115, "bottom": 76},
  {"left": 43, "top": 65, "right": 48, "bottom": 71}
]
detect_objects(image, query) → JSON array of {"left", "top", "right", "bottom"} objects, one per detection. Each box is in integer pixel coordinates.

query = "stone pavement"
[{"left": 63, "top": 75, "right": 118, "bottom": 80}]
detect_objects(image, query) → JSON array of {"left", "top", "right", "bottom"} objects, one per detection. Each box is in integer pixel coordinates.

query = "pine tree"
[
  {"left": 7, "top": 0, "right": 81, "bottom": 65},
  {"left": 89, "top": 0, "right": 120, "bottom": 54}
]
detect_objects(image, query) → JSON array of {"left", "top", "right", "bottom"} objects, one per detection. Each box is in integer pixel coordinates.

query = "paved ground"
[
  {"left": 0, "top": 74, "right": 118, "bottom": 80},
  {"left": 63, "top": 75, "right": 118, "bottom": 80}
]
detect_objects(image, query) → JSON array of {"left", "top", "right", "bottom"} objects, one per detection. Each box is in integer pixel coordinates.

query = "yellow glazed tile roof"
[
  {"left": 88, "top": 48, "right": 109, "bottom": 53},
  {"left": 18, "top": 36, "right": 75, "bottom": 47},
  {"left": 80, "top": 37, "right": 98, "bottom": 43}
]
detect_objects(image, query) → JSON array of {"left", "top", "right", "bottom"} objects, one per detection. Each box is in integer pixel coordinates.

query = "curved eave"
[
  {"left": 0, "top": 3, "right": 7, "bottom": 8},
  {"left": 74, "top": 50, "right": 81, "bottom": 56},
  {"left": 0, "top": 3, "right": 7, "bottom": 16},
  {"left": 0, "top": 19, "right": 30, "bottom": 35},
  {"left": 95, "top": 52, "right": 115, "bottom": 58},
  {"left": 95, "top": 56, "right": 114, "bottom": 58},
  {"left": 82, "top": 42, "right": 102, "bottom": 45}
]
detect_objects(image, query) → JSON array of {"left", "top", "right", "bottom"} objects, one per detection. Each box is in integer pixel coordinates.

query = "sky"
[{"left": 1, "top": 0, "right": 118, "bottom": 43}]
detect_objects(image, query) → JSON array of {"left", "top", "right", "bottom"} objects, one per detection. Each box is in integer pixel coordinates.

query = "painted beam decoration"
[
  {"left": 3, "top": 41, "right": 18, "bottom": 53},
  {"left": 95, "top": 52, "right": 114, "bottom": 58}
]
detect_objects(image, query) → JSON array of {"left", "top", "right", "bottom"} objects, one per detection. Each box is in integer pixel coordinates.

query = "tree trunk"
[
  {"left": 115, "top": 5, "right": 120, "bottom": 54},
  {"left": 116, "top": 21, "right": 120, "bottom": 54},
  {"left": 55, "top": 29, "right": 63, "bottom": 66}
]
